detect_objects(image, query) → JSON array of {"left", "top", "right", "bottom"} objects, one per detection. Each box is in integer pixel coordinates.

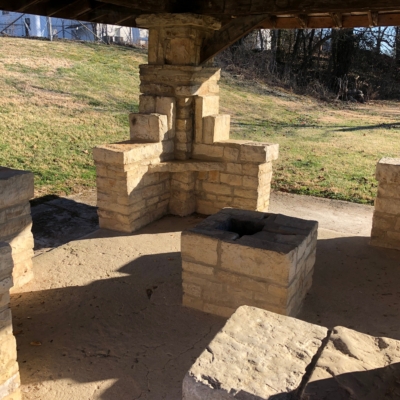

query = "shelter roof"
[{"left": 0, "top": 0, "right": 399, "bottom": 29}]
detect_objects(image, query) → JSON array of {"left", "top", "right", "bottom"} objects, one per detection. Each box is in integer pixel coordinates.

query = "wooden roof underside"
[{"left": 0, "top": 0, "right": 400, "bottom": 29}]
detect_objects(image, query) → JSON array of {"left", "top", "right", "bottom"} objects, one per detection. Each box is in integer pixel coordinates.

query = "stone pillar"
[
  {"left": 0, "top": 243, "right": 21, "bottom": 400},
  {"left": 136, "top": 13, "right": 222, "bottom": 161},
  {"left": 371, "top": 157, "right": 400, "bottom": 250},
  {"left": 93, "top": 13, "right": 279, "bottom": 233},
  {"left": 0, "top": 168, "right": 34, "bottom": 289}
]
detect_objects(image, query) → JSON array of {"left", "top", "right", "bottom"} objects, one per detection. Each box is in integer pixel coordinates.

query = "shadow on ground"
[
  {"left": 299, "top": 235, "right": 400, "bottom": 340},
  {"left": 12, "top": 251, "right": 224, "bottom": 399},
  {"left": 10, "top": 223, "right": 400, "bottom": 399},
  {"left": 31, "top": 197, "right": 99, "bottom": 254}
]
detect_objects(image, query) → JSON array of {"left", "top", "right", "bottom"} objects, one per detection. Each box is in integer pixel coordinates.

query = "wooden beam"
[
  {"left": 48, "top": 0, "right": 93, "bottom": 18},
  {"left": 330, "top": 13, "right": 343, "bottom": 28},
  {"left": 368, "top": 11, "right": 379, "bottom": 27},
  {"left": 1, "top": 0, "right": 400, "bottom": 29},
  {"left": 257, "top": 13, "right": 400, "bottom": 30},
  {"left": 97, "top": 0, "right": 400, "bottom": 16},
  {"left": 200, "top": 14, "right": 270, "bottom": 64},
  {"left": 297, "top": 14, "right": 308, "bottom": 29},
  {"left": 0, "top": 0, "right": 41, "bottom": 13}
]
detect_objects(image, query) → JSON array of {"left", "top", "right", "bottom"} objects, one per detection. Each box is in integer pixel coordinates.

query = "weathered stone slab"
[
  {"left": 203, "top": 115, "right": 230, "bottom": 145},
  {"left": 0, "top": 372, "right": 21, "bottom": 400},
  {"left": 302, "top": 326, "right": 400, "bottom": 399},
  {"left": 183, "top": 306, "right": 328, "bottom": 400},
  {"left": 148, "top": 161, "right": 224, "bottom": 173},
  {"left": 129, "top": 113, "right": 168, "bottom": 143},
  {"left": 375, "top": 157, "right": 400, "bottom": 184},
  {"left": 0, "top": 168, "right": 34, "bottom": 210},
  {"left": 136, "top": 13, "right": 221, "bottom": 30}
]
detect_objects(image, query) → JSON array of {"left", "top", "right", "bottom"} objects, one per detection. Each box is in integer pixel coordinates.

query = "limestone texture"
[
  {"left": 0, "top": 243, "right": 21, "bottom": 400},
  {"left": 183, "top": 306, "right": 328, "bottom": 399},
  {"left": 371, "top": 157, "right": 400, "bottom": 250},
  {"left": 0, "top": 168, "right": 34, "bottom": 288},
  {"left": 182, "top": 208, "right": 318, "bottom": 317},
  {"left": 93, "top": 14, "right": 279, "bottom": 233},
  {"left": 302, "top": 326, "right": 400, "bottom": 399}
]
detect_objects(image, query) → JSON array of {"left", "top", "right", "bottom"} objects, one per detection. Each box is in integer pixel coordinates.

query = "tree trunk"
[
  {"left": 270, "top": 29, "right": 278, "bottom": 72},
  {"left": 396, "top": 27, "right": 400, "bottom": 65},
  {"left": 331, "top": 28, "right": 355, "bottom": 80}
]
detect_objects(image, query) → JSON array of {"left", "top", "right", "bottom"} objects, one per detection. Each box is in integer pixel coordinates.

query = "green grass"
[
  {"left": 1, "top": 37, "right": 400, "bottom": 203},
  {"left": 0, "top": 38, "right": 144, "bottom": 196},
  {"left": 220, "top": 78, "right": 400, "bottom": 204}
]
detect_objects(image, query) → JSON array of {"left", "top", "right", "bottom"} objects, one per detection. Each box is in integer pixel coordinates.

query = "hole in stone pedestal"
[{"left": 219, "top": 218, "right": 264, "bottom": 238}]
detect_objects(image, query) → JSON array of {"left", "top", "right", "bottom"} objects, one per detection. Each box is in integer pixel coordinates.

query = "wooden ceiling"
[{"left": 0, "top": 0, "right": 399, "bottom": 29}]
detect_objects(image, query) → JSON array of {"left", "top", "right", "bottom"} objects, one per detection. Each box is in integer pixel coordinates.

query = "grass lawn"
[{"left": 1, "top": 37, "right": 400, "bottom": 204}]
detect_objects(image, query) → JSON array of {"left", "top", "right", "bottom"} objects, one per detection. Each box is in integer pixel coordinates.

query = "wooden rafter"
[
  {"left": 0, "top": 0, "right": 400, "bottom": 29},
  {"left": 200, "top": 14, "right": 271, "bottom": 64},
  {"left": 368, "top": 11, "right": 379, "bottom": 27},
  {"left": 297, "top": 14, "right": 308, "bottom": 29},
  {"left": 330, "top": 13, "right": 343, "bottom": 28}
]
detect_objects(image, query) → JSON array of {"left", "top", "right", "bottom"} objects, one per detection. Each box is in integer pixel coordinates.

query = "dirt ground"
[{"left": 11, "top": 192, "right": 400, "bottom": 399}]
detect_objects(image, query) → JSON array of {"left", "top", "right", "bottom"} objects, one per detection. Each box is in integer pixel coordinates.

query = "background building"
[{"left": 0, "top": 11, "right": 148, "bottom": 45}]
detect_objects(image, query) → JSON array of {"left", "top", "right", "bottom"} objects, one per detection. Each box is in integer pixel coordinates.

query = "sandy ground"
[{"left": 11, "top": 192, "right": 400, "bottom": 399}]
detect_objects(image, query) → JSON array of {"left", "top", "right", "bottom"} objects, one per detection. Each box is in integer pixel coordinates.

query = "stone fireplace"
[{"left": 93, "top": 14, "right": 279, "bottom": 233}]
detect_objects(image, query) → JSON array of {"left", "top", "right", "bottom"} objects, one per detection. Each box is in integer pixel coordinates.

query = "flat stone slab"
[
  {"left": 0, "top": 167, "right": 34, "bottom": 210},
  {"left": 302, "top": 326, "right": 400, "bottom": 399},
  {"left": 183, "top": 306, "right": 328, "bottom": 399},
  {"left": 375, "top": 157, "right": 400, "bottom": 183}
]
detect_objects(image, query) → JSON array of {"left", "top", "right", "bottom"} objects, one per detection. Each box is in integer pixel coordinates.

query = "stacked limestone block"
[
  {"left": 194, "top": 141, "right": 278, "bottom": 215},
  {"left": 94, "top": 142, "right": 173, "bottom": 232},
  {"left": 183, "top": 306, "right": 328, "bottom": 400},
  {"left": 0, "top": 243, "right": 21, "bottom": 400},
  {"left": 0, "top": 168, "right": 34, "bottom": 289},
  {"left": 93, "top": 13, "right": 279, "bottom": 233},
  {"left": 371, "top": 158, "right": 400, "bottom": 250},
  {"left": 184, "top": 306, "right": 400, "bottom": 399},
  {"left": 182, "top": 209, "right": 318, "bottom": 318}
]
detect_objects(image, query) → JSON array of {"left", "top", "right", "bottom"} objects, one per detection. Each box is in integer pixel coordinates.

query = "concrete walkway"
[{"left": 12, "top": 192, "right": 400, "bottom": 399}]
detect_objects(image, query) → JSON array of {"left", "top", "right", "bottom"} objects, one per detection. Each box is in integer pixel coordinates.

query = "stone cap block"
[
  {"left": 93, "top": 141, "right": 174, "bottom": 166},
  {"left": 184, "top": 209, "right": 317, "bottom": 285},
  {"left": 136, "top": 13, "right": 221, "bottom": 30},
  {"left": 129, "top": 113, "right": 168, "bottom": 143},
  {"left": 183, "top": 306, "right": 328, "bottom": 400},
  {"left": 189, "top": 208, "right": 318, "bottom": 251},
  {"left": 203, "top": 114, "right": 230, "bottom": 144},
  {"left": 303, "top": 326, "right": 400, "bottom": 399},
  {"left": 209, "top": 140, "right": 279, "bottom": 164},
  {"left": 0, "top": 168, "right": 34, "bottom": 209},
  {"left": 375, "top": 157, "right": 400, "bottom": 183},
  {"left": 148, "top": 161, "right": 225, "bottom": 173}
]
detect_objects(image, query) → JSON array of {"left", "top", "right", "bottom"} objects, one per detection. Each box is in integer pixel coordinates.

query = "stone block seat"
[
  {"left": 0, "top": 167, "right": 34, "bottom": 288},
  {"left": 181, "top": 208, "right": 318, "bottom": 318},
  {"left": 371, "top": 157, "right": 400, "bottom": 250},
  {"left": 183, "top": 306, "right": 400, "bottom": 399}
]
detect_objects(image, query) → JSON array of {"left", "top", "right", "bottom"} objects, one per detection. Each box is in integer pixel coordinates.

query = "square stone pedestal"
[
  {"left": 181, "top": 208, "right": 318, "bottom": 318},
  {"left": 371, "top": 157, "right": 400, "bottom": 250},
  {"left": 0, "top": 167, "right": 34, "bottom": 289}
]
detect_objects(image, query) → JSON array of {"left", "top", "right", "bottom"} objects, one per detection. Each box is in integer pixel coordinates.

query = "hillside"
[{"left": 1, "top": 37, "right": 400, "bottom": 204}]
